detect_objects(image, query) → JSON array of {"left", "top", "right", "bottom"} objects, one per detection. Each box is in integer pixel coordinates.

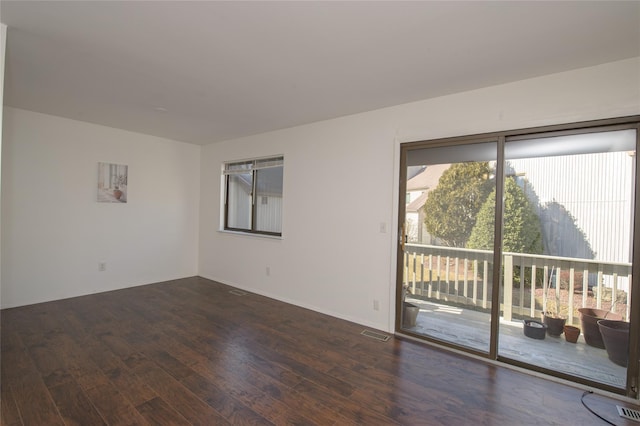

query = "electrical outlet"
[
  {"left": 379, "top": 222, "right": 387, "bottom": 233},
  {"left": 373, "top": 299, "right": 380, "bottom": 311},
  {"left": 266, "top": 266, "right": 271, "bottom": 276},
  {"left": 98, "top": 262, "right": 106, "bottom": 272}
]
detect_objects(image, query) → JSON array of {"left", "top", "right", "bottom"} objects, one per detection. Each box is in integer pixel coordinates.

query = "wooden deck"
[
  {"left": 1, "top": 276, "right": 638, "bottom": 425},
  {"left": 404, "top": 298, "right": 627, "bottom": 389}
]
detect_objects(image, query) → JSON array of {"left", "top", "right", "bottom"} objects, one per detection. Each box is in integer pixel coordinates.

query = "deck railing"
[{"left": 403, "top": 244, "right": 632, "bottom": 324}]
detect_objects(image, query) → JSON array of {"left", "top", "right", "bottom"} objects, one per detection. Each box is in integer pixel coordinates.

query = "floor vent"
[
  {"left": 617, "top": 405, "right": 640, "bottom": 422},
  {"left": 361, "top": 329, "right": 390, "bottom": 342},
  {"left": 229, "top": 289, "right": 247, "bottom": 296}
]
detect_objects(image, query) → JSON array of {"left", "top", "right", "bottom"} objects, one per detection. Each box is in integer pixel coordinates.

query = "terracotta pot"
[
  {"left": 578, "top": 308, "right": 622, "bottom": 349},
  {"left": 113, "top": 189, "right": 123, "bottom": 200},
  {"left": 563, "top": 325, "right": 580, "bottom": 343},
  {"left": 542, "top": 313, "right": 566, "bottom": 337},
  {"left": 598, "top": 320, "right": 629, "bottom": 367}
]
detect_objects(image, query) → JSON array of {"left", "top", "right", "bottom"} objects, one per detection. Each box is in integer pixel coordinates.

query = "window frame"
[{"left": 223, "top": 155, "right": 284, "bottom": 237}]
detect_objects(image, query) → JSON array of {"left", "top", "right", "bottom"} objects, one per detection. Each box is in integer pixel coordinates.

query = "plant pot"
[
  {"left": 523, "top": 319, "right": 546, "bottom": 340},
  {"left": 578, "top": 308, "right": 622, "bottom": 349},
  {"left": 403, "top": 302, "right": 420, "bottom": 328},
  {"left": 563, "top": 325, "right": 580, "bottom": 343},
  {"left": 542, "top": 313, "right": 566, "bottom": 337},
  {"left": 113, "top": 189, "right": 123, "bottom": 200},
  {"left": 598, "top": 320, "right": 629, "bottom": 367}
]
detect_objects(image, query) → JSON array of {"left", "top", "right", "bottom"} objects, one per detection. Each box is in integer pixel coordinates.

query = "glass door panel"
[
  {"left": 498, "top": 129, "right": 636, "bottom": 390},
  {"left": 401, "top": 142, "right": 497, "bottom": 354}
]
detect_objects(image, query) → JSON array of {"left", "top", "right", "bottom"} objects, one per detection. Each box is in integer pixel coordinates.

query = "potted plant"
[
  {"left": 111, "top": 173, "right": 126, "bottom": 201},
  {"left": 523, "top": 319, "right": 547, "bottom": 339},
  {"left": 113, "top": 186, "right": 123, "bottom": 200},
  {"left": 598, "top": 319, "right": 629, "bottom": 366},
  {"left": 563, "top": 325, "right": 580, "bottom": 343},
  {"left": 541, "top": 267, "right": 566, "bottom": 336},
  {"left": 542, "top": 311, "right": 566, "bottom": 337},
  {"left": 578, "top": 308, "right": 622, "bottom": 348},
  {"left": 402, "top": 285, "right": 420, "bottom": 328}
]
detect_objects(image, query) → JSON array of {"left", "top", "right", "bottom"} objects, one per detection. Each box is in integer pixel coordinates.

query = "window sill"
[{"left": 218, "top": 229, "right": 283, "bottom": 240}]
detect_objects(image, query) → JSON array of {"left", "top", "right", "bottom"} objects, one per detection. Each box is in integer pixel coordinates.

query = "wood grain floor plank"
[
  {"left": 135, "top": 396, "right": 191, "bottom": 426},
  {"left": 9, "top": 373, "right": 65, "bottom": 426},
  {"left": 85, "top": 381, "right": 150, "bottom": 426},
  {"left": 105, "top": 366, "right": 158, "bottom": 408},
  {"left": 126, "top": 354, "right": 231, "bottom": 425},
  {"left": 0, "top": 384, "right": 23, "bottom": 426},
  {"left": 2, "top": 277, "right": 638, "bottom": 426},
  {"left": 0, "top": 331, "right": 38, "bottom": 383},
  {"left": 292, "top": 378, "right": 400, "bottom": 425},
  {"left": 180, "top": 372, "right": 273, "bottom": 426},
  {"left": 47, "top": 380, "right": 107, "bottom": 426},
  {"left": 49, "top": 331, "right": 112, "bottom": 391},
  {"left": 184, "top": 353, "right": 313, "bottom": 425},
  {"left": 27, "top": 340, "right": 75, "bottom": 388}
]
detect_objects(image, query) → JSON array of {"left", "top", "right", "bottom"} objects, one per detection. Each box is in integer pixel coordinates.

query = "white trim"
[{"left": 217, "top": 229, "right": 283, "bottom": 240}]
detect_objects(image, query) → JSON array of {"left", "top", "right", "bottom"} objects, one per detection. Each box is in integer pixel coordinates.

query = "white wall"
[
  {"left": 1, "top": 107, "right": 201, "bottom": 308},
  {"left": 199, "top": 57, "right": 640, "bottom": 332},
  {"left": 2, "top": 58, "right": 638, "bottom": 322}
]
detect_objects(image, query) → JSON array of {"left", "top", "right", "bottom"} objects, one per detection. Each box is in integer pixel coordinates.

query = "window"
[{"left": 223, "top": 156, "right": 283, "bottom": 236}]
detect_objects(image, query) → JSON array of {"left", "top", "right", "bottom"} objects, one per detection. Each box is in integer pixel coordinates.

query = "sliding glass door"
[
  {"left": 397, "top": 117, "right": 640, "bottom": 396},
  {"left": 399, "top": 141, "right": 498, "bottom": 355},
  {"left": 499, "top": 128, "right": 636, "bottom": 390}
]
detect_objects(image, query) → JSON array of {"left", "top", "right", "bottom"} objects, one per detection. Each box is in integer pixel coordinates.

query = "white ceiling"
[{"left": 1, "top": 1, "right": 639, "bottom": 145}]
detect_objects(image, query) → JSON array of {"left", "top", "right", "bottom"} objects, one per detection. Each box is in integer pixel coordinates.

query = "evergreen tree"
[
  {"left": 468, "top": 177, "right": 543, "bottom": 288},
  {"left": 468, "top": 177, "right": 543, "bottom": 254},
  {"left": 423, "top": 162, "right": 493, "bottom": 247}
]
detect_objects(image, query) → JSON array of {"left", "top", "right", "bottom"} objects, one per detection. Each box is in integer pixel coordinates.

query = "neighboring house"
[
  {"left": 508, "top": 152, "right": 635, "bottom": 292},
  {"left": 508, "top": 151, "right": 634, "bottom": 264},
  {"left": 405, "top": 164, "right": 450, "bottom": 244}
]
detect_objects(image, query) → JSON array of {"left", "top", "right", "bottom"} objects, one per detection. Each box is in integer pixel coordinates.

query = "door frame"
[{"left": 395, "top": 115, "right": 640, "bottom": 398}]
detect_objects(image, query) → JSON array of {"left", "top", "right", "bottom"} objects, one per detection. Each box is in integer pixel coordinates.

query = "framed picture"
[{"left": 97, "top": 162, "right": 128, "bottom": 203}]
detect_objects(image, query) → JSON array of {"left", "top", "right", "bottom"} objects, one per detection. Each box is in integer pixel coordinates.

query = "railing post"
[
  {"left": 582, "top": 267, "right": 588, "bottom": 317},
  {"left": 428, "top": 254, "right": 433, "bottom": 298},
  {"left": 519, "top": 258, "right": 525, "bottom": 317},
  {"left": 503, "top": 255, "right": 513, "bottom": 322},
  {"left": 612, "top": 272, "right": 619, "bottom": 314},
  {"left": 404, "top": 251, "right": 408, "bottom": 290},
  {"left": 556, "top": 266, "right": 562, "bottom": 317},
  {"left": 463, "top": 258, "right": 469, "bottom": 301},
  {"left": 543, "top": 265, "right": 549, "bottom": 314},
  {"left": 420, "top": 254, "right": 425, "bottom": 296},
  {"left": 446, "top": 256, "right": 451, "bottom": 298},
  {"left": 411, "top": 253, "right": 416, "bottom": 295},
  {"left": 568, "top": 267, "right": 575, "bottom": 324},
  {"left": 473, "top": 259, "right": 478, "bottom": 305},
  {"left": 597, "top": 266, "right": 603, "bottom": 309},
  {"left": 436, "top": 255, "right": 442, "bottom": 300},
  {"left": 454, "top": 257, "right": 460, "bottom": 301},
  {"left": 482, "top": 260, "right": 488, "bottom": 309},
  {"left": 530, "top": 264, "right": 537, "bottom": 318}
]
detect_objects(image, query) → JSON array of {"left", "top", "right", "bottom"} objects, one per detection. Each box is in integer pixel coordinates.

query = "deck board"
[{"left": 404, "top": 297, "right": 627, "bottom": 387}]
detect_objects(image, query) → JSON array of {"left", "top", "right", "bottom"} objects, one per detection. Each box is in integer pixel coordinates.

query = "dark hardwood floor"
[{"left": 1, "top": 276, "right": 637, "bottom": 425}]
